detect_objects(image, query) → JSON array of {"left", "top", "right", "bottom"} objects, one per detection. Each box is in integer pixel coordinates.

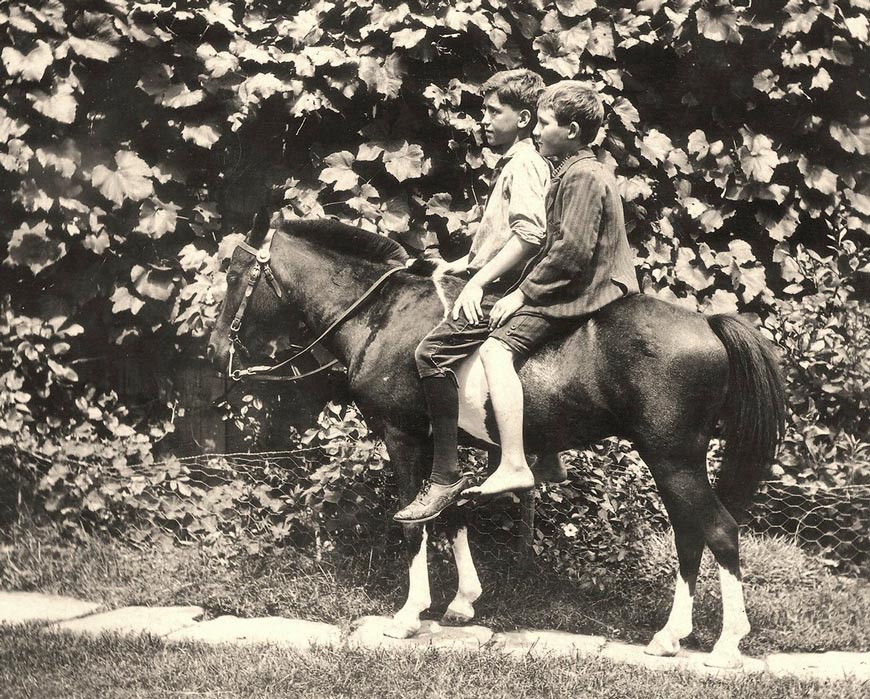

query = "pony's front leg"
[
  {"left": 442, "top": 518, "right": 482, "bottom": 625},
  {"left": 384, "top": 522, "right": 431, "bottom": 638}
]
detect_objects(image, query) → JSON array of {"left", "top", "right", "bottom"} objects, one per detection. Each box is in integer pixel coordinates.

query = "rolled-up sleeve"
[
  {"left": 506, "top": 155, "right": 549, "bottom": 246},
  {"left": 520, "top": 168, "right": 604, "bottom": 304}
]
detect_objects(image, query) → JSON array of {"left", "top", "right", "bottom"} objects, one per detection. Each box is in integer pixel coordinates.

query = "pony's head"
[{"left": 206, "top": 210, "right": 290, "bottom": 373}]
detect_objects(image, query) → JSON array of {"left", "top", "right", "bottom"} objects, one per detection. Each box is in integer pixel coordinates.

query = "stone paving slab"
[
  {"left": 600, "top": 641, "right": 767, "bottom": 677},
  {"left": 765, "top": 651, "right": 870, "bottom": 682},
  {"left": 492, "top": 629, "right": 606, "bottom": 657},
  {"left": 348, "top": 616, "right": 493, "bottom": 651},
  {"left": 53, "top": 606, "right": 204, "bottom": 638},
  {"left": 3, "top": 591, "right": 869, "bottom": 683},
  {"left": 0, "top": 591, "right": 102, "bottom": 625},
  {"left": 166, "top": 615, "right": 342, "bottom": 649}
]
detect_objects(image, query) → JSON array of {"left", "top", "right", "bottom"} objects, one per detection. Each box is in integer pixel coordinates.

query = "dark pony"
[{"left": 208, "top": 217, "right": 786, "bottom": 669}]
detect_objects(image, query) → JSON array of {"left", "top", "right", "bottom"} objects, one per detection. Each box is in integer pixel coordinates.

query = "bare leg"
[{"left": 464, "top": 338, "right": 534, "bottom": 497}]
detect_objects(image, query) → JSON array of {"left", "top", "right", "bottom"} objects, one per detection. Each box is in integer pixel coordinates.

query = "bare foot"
[{"left": 463, "top": 464, "right": 535, "bottom": 497}]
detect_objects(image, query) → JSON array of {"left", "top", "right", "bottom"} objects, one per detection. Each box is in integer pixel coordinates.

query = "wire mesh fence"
[{"left": 17, "top": 441, "right": 865, "bottom": 577}]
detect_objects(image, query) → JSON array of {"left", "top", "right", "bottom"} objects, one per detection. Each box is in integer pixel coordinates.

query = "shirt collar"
[
  {"left": 551, "top": 148, "right": 595, "bottom": 177},
  {"left": 497, "top": 138, "right": 536, "bottom": 164}
]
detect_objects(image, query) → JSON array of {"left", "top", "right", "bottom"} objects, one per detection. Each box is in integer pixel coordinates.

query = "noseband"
[{"left": 225, "top": 237, "right": 406, "bottom": 382}]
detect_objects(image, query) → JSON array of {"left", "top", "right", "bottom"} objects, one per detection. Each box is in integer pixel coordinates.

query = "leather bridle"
[{"left": 225, "top": 238, "right": 406, "bottom": 382}]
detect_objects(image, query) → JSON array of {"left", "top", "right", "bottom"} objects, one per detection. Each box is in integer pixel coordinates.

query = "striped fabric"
[{"left": 518, "top": 149, "right": 640, "bottom": 319}]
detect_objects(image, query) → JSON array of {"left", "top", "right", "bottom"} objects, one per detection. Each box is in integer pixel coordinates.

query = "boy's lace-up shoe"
[{"left": 393, "top": 477, "right": 469, "bottom": 523}]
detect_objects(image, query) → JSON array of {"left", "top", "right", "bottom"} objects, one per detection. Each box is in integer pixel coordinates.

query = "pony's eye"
[{"left": 219, "top": 258, "right": 231, "bottom": 272}]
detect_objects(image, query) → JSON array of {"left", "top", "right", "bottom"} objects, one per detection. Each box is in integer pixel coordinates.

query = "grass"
[
  {"left": 2, "top": 516, "right": 868, "bottom": 658},
  {"left": 0, "top": 624, "right": 864, "bottom": 699}
]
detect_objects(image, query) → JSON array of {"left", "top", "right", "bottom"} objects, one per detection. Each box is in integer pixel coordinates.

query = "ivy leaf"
[
  {"left": 29, "top": 82, "right": 78, "bottom": 124},
  {"left": 379, "top": 197, "right": 410, "bottom": 234},
  {"left": 319, "top": 151, "right": 358, "bottom": 191},
  {"left": 6, "top": 221, "right": 66, "bottom": 275},
  {"left": 382, "top": 141, "right": 430, "bottom": 181},
  {"left": 738, "top": 130, "right": 779, "bottom": 182},
  {"left": 196, "top": 43, "right": 239, "bottom": 78},
  {"left": 844, "top": 14, "right": 869, "bottom": 43},
  {"left": 0, "top": 107, "right": 29, "bottom": 142},
  {"left": 276, "top": 9, "right": 323, "bottom": 45},
  {"left": 83, "top": 230, "right": 111, "bottom": 255},
  {"left": 239, "top": 73, "right": 295, "bottom": 104},
  {"left": 674, "top": 247, "right": 714, "bottom": 291},
  {"left": 110, "top": 286, "right": 145, "bottom": 315},
  {"left": 35, "top": 139, "right": 81, "bottom": 177},
  {"left": 424, "top": 193, "right": 468, "bottom": 234},
  {"left": 810, "top": 67, "right": 832, "bottom": 91},
  {"left": 781, "top": 0, "right": 818, "bottom": 35},
  {"left": 91, "top": 151, "right": 154, "bottom": 208},
  {"left": 556, "top": 0, "right": 595, "bottom": 17},
  {"left": 587, "top": 22, "right": 615, "bottom": 58},
  {"left": 68, "top": 36, "right": 119, "bottom": 62},
  {"left": 1, "top": 40, "right": 53, "bottom": 81},
  {"left": 704, "top": 289, "right": 739, "bottom": 314},
  {"left": 131, "top": 264, "right": 176, "bottom": 302},
  {"left": 135, "top": 200, "right": 179, "bottom": 239},
  {"left": 639, "top": 129, "right": 673, "bottom": 165},
  {"left": 612, "top": 97, "right": 639, "bottom": 130},
  {"left": 534, "top": 33, "right": 581, "bottom": 78},
  {"left": 829, "top": 118, "right": 870, "bottom": 156},
  {"left": 392, "top": 27, "right": 427, "bottom": 49},
  {"left": 160, "top": 83, "right": 206, "bottom": 108},
  {"left": 695, "top": 4, "right": 741, "bottom": 42},
  {"left": 797, "top": 156, "right": 837, "bottom": 195},
  {"left": 761, "top": 207, "right": 800, "bottom": 242},
  {"left": 0, "top": 138, "right": 34, "bottom": 173},
  {"left": 682, "top": 196, "right": 728, "bottom": 233},
  {"left": 731, "top": 263, "right": 767, "bottom": 303},
  {"left": 181, "top": 124, "right": 221, "bottom": 148},
  {"left": 358, "top": 54, "right": 405, "bottom": 99}
]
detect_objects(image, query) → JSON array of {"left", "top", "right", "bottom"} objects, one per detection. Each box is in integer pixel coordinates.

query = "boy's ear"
[
  {"left": 517, "top": 108, "right": 532, "bottom": 129},
  {"left": 567, "top": 121, "right": 581, "bottom": 140}
]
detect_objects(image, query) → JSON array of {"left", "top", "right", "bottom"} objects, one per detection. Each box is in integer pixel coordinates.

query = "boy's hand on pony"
[{"left": 452, "top": 281, "right": 484, "bottom": 324}]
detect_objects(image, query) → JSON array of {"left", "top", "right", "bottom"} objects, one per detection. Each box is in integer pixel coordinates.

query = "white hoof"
[
  {"left": 441, "top": 606, "right": 474, "bottom": 626},
  {"left": 382, "top": 616, "right": 421, "bottom": 639},
  {"left": 705, "top": 649, "right": 744, "bottom": 669},
  {"left": 645, "top": 631, "right": 681, "bottom": 657}
]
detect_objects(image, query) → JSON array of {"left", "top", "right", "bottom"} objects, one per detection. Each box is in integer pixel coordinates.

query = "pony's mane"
[{"left": 274, "top": 218, "right": 410, "bottom": 266}]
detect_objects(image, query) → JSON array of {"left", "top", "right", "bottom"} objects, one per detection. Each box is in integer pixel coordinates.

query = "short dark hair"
[
  {"left": 481, "top": 69, "right": 545, "bottom": 115},
  {"left": 537, "top": 81, "right": 604, "bottom": 144}
]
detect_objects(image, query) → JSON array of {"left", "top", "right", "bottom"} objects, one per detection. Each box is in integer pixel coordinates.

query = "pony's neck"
[{"left": 269, "top": 232, "right": 394, "bottom": 372}]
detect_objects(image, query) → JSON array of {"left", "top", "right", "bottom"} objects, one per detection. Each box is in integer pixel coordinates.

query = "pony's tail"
[{"left": 707, "top": 314, "right": 787, "bottom": 515}]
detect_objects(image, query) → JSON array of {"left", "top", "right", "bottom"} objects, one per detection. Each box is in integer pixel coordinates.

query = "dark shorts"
[
  {"left": 415, "top": 296, "right": 576, "bottom": 381},
  {"left": 414, "top": 296, "right": 495, "bottom": 381},
  {"left": 487, "top": 308, "right": 576, "bottom": 356}
]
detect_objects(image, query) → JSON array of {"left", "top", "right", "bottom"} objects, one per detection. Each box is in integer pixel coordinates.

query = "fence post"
[{"left": 515, "top": 489, "right": 536, "bottom": 568}]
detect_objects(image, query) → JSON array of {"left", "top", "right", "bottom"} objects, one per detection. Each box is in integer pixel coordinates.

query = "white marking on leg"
[
  {"left": 706, "top": 566, "right": 750, "bottom": 668},
  {"left": 454, "top": 353, "right": 497, "bottom": 444},
  {"left": 386, "top": 526, "right": 430, "bottom": 638},
  {"left": 646, "top": 574, "right": 694, "bottom": 656},
  {"left": 443, "top": 526, "right": 482, "bottom": 623},
  {"left": 431, "top": 273, "right": 450, "bottom": 319}
]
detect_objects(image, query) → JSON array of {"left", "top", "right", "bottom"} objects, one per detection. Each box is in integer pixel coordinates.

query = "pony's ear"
[{"left": 247, "top": 205, "right": 271, "bottom": 246}]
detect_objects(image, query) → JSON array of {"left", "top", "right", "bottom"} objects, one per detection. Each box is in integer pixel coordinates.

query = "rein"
[{"left": 227, "top": 239, "right": 406, "bottom": 382}]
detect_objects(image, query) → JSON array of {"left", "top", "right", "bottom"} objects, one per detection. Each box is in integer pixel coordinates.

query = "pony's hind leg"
[
  {"left": 441, "top": 513, "right": 482, "bottom": 625},
  {"left": 644, "top": 465, "right": 750, "bottom": 667},
  {"left": 645, "top": 523, "right": 704, "bottom": 657}
]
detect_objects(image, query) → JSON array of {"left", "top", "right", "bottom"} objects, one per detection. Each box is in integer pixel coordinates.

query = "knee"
[{"left": 479, "top": 337, "right": 510, "bottom": 365}]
